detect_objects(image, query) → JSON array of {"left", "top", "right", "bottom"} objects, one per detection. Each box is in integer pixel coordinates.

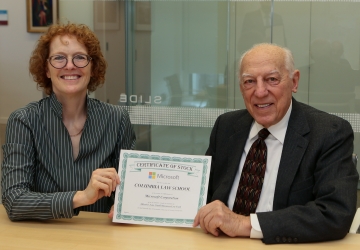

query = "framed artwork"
[
  {"left": 135, "top": 2, "right": 151, "bottom": 31},
  {"left": 94, "top": 1, "right": 120, "bottom": 31},
  {"left": 27, "top": 0, "right": 58, "bottom": 33}
]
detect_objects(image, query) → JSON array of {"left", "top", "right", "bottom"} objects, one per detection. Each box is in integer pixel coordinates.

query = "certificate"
[{"left": 112, "top": 150, "right": 211, "bottom": 227}]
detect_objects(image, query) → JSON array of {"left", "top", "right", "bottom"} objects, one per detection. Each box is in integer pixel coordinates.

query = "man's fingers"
[
  {"left": 193, "top": 212, "right": 200, "bottom": 227},
  {"left": 193, "top": 201, "right": 251, "bottom": 237},
  {"left": 195, "top": 206, "right": 212, "bottom": 234},
  {"left": 205, "top": 214, "right": 221, "bottom": 237},
  {"left": 202, "top": 208, "right": 222, "bottom": 236},
  {"left": 108, "top": 205, "right": 114, "bottom": 219},
  {"left": 195, "top": 201, "right": 230, "bottom": 237}
]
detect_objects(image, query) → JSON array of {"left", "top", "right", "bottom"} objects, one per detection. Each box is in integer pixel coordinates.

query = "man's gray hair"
[{"left": 238, "top": 43, "right": 295, "bottom": 81}]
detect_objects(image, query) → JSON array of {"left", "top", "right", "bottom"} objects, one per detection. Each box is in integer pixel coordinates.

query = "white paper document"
[{"left": 112, "top": 150, "right": 211, "bottom": 227}]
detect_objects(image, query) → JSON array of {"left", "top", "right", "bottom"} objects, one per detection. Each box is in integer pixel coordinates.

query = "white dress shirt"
[{"left": 227, "top": 102, "right": 292, "bottom": 238}]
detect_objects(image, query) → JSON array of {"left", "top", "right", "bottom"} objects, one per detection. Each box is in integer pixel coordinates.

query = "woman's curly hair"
[{"left": 29, "top": 23, "right": 107, "bottom": 95}]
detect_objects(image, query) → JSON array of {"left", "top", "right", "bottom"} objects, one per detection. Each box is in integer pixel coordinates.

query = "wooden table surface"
[{"left": 0, "top": 205, "right": 359, "bottom": 250}]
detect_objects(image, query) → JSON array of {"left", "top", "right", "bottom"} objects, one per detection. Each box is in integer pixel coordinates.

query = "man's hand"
[
  {"left": 73, "top": 168, "right": 120, "bottom": 209},
  {"left": 193, "top": 200, "right": 252, "bottom": 237}
]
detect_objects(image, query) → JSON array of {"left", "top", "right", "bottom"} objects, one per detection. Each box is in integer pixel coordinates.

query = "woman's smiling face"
[{"left": 46, "top": 35, "right": 92, "bottom": 98}]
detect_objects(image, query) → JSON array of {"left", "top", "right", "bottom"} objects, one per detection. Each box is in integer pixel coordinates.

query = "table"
[{"left": 0, "top": 205, "right": 359, "bottom": 250}]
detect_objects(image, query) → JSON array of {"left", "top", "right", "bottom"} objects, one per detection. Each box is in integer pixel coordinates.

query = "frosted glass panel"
[
  {"left": 308, "top": 2, "right": 360, "bottom": 114},
  {"left": 128, "top": 1, "right": 229, "bottom": 154},
  {"left": 125, "top": 1, "right": 360, "bottom": 181}
]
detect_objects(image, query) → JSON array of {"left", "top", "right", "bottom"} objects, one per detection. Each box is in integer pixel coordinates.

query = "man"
[{"left": 193, "top": 43, "right": 359, "bottom": 244}]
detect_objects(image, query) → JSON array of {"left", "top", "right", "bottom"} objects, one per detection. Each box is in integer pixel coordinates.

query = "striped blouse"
[{"left": 1, "top": 93, "right": 136, "bottom": 221}]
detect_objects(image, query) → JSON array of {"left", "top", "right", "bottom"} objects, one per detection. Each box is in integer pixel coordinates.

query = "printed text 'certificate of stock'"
[{"left": 112, "top": 150, "right": 211, "bottom": 227}]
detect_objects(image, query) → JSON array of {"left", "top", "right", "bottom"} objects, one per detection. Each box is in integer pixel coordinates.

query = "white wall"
[
  {"left": 0, "top": 0, "right": 94, "bottom": 125},
  {"left": 59, "top": 0, "right": 93, "bottom": 29},
  {"left": 0, "top": 1, "right": 43, "bottom": 124}
]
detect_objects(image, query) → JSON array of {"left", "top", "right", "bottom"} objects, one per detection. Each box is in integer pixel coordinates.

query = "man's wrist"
[
  {"left": 238, "top": 215, "right": 252, "bottom": 237},
  {"left": 250, "top": 213, "right": 264, "bottom": 238}
]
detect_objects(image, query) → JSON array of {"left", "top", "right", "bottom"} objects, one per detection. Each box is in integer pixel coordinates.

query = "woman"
[{"left": 1, "top": 23, "right": 136, "bottom": 221}]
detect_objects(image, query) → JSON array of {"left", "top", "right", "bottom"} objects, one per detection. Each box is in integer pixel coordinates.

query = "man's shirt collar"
[{"left": 249, "top": 101, "right": 292, "bottom": 144}]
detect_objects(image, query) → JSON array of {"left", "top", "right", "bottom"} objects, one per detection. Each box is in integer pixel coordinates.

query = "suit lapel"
[
  {"left": 273, "top": 99, "right": 310, "bottom": 210},
  {"left": 228, "top": 112, "right": 253, "bottom": 178},
  {"left": 214, "top": 111, "right": 253, "bottom": 204}
]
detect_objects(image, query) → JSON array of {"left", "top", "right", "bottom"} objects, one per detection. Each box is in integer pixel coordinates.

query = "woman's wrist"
[{"left": 73, "top": 191, "right": 88, "bottom": 209}]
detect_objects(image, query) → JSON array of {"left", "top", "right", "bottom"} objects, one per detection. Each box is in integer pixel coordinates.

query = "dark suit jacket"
[{"left": 206, "top": 98, "right": 359, "bottom": 244}]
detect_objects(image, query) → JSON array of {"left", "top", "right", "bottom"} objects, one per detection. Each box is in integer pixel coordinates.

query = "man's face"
[{"left": 239, "top": 45, "right": 299, "bottom": 128}]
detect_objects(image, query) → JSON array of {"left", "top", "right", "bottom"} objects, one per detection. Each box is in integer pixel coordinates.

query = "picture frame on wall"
[
  {"left": 27, "top": 0, "right": 58, "bottom": 33},
  {"left": 93, "top": 1, "right": 120, "bottom": 31},
  {"left": 135, "top": 1, "right": 151, "bottom": 31}
]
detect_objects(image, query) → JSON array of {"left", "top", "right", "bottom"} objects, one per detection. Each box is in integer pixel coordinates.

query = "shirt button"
[{"left": 276, "top": 236, "right": 280, "bottom": 243}]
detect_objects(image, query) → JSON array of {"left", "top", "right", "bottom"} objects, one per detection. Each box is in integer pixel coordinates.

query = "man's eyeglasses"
[{"left": 47, "top": 54, "right": 92, "bottom": 69}]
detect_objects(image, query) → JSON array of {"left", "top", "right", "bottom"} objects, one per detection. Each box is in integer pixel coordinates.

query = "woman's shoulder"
[
  {"left": 9, "top": 98, "right": 48, "bottom": 121},
  {"left": 88, "top": 98, "right": 130, "bottom": 118}
]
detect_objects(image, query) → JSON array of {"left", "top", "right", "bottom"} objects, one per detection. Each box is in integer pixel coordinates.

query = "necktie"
[{"left": 232, "top": 128, "right": 270, "bottom": 216}]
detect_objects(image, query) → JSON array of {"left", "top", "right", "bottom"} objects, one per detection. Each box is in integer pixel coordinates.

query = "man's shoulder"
[
  {"left": 294, "top": 100, "right": 352, "bottom": 130},
  {"left": 212, "top": 109, "right": 249, "bottom": 127},
  {"left": 296, "top": 101, "right": 346, "bottom": 121},
  {"left": 218, "top": 109, "right": 249, "bottom": 120}
]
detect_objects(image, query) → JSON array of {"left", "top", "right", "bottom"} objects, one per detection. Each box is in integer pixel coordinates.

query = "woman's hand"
[{"left": 73, "top": 168, "right": 120, "bottom": 209}]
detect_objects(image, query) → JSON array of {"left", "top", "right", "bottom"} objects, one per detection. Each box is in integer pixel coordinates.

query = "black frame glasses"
[{"left": 47, "top": 54, "right": 92, "bottom": 69}]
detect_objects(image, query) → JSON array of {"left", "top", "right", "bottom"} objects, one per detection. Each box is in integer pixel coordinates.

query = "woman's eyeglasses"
[{"left": 47, "top": 54, "right": 92, "bottom": 69}]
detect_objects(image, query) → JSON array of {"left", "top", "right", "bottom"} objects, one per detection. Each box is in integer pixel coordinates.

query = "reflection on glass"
[
  {"left": 150, "top": 126, "right": 212, "bottom": 155},
  {"left": 127, "top": 1, "right": 360, "bottom": 182},
  {"left": 238, "top": 1, "right": 286, "bottom": 53},
  {"left": 146, "top": 1, "right": 228, "bottom": 109},
  {"left": 308, "top": 38, "right": 357, "bottom": 113},
  {"left": 129, "top": 1, "right": 229, "bottom": 155},
  {"left": 188, "top": 73, "right": 226, "bottom": 108}
]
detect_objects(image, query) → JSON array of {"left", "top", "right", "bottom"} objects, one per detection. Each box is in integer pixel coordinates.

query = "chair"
[
  {"left": 352, "top": 153, "right": 358, "bottom": 167},
  {"left": 349, "top": 154, "right": 359, "bottom": 234},
  {"left": 350, "top": 208, "right": 360, "bottom": 234}
]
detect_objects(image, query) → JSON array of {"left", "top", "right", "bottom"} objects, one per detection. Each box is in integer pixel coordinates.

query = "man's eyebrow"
[
  {"left": 268, "top": 70, "right": 280, "bottom": 74},
  {"left": 242, "top": 70, "right": 280, "bottom": 78},
  {"left": 241, "top": 73, "right": 253, "bottom": 78}
]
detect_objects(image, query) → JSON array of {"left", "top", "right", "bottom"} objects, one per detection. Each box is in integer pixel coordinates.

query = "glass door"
[{"left": 124, "top": 0, "right": 231, "bottom": 155}]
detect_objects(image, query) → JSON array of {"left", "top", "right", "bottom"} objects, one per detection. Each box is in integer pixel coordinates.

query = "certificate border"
[{"left": 115, "top": 151, "right": 209, "bottom": 225}]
